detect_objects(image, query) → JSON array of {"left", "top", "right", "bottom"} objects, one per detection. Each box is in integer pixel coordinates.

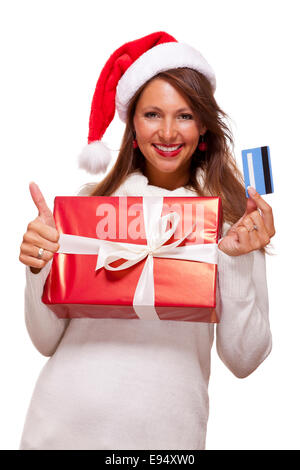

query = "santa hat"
[{"left": 78, "top": 31, "right": 216, "bottom": 175}]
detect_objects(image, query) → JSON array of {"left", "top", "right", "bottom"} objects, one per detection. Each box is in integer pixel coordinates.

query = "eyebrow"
[{"left": 141, "top": 106, "right": 192, "bottom": 113}]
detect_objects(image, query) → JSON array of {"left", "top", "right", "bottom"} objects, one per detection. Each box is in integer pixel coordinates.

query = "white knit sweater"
[{"left": 19, "top": 169, "right": 272, "bottom": 450}]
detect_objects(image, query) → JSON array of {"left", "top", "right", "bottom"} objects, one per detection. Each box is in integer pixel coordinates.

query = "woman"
[{"left": 18, "top": 32, "right": 274, "bottom": 450}]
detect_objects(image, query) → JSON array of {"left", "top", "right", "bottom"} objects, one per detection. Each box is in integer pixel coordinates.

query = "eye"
[
  {"left": 144, "top": 112, "right": 159, "bottom": 118},
  {"left": 179, "top": 113, "right": 193, "bottom": 120}
]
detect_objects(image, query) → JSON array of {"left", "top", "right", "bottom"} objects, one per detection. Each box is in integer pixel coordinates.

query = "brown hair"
[
  {"left": 85, "top": 67, "right": 273, "bottom": 255},
  {"left": 87, "top": 67, "right": 247, "bottom": 226}
]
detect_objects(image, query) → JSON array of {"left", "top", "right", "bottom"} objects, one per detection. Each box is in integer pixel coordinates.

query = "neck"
[{"left": 145, "top": 163, "right": 190, "bottom": 191}]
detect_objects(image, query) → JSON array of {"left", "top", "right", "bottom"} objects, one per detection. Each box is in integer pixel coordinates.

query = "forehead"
[{"left": 136, "top": 78, "right": 191, "bottom": 110}]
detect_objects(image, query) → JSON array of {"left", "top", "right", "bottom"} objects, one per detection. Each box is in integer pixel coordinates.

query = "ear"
[{"left": 198, "top": 122, "right": 207, "bottom": 135}]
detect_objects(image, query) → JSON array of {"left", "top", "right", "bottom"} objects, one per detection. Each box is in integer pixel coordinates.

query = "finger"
[
  {"left": 239, "top": 217, "right": 269, "bottom": 252},
  {"left": 245, "top": 197, "right": 257, "bottom": 215},
  {"left": 248, "top": 226, "right": 263, "bottom": 250},
  {"left": 247, "top": 187, "right": 275, "bottom": 235},
  {"left": 19, "top": 252, "right": 48, "bottom": 269},
  {"left": 235, "top": 226, "right": 251, "bottom": 250},
  {"left": 248, "top": 211, "right": 271, "bottom": 245},
  {"left": 21, "top": 242, "right": 55, "bottom": 262},
  {"left": 29, "top": 182, "right": 55, "bottom": 227},
  {"left": 230, "top": 198, "right": 258, "bottom": 233},
  {"left": 241, "top": 214, "right": 255, "bottom": 232},
  {"left": 27, "top": 219, "right": 60, "bottom": 244},
  {"left": 229, "top": 213, "right": 247, "bottom": 232},
  {"left": 239, "top": 214, "right": 267, "bottom": 249},
  {"left": 235, "top": 225, "right": 260, "bottom": 252},
  {"left": 29, "top": 182, "right": 50, "bottom": 216},
  {"left": 23, "top": 229, "right": 60, "bottom": 253}
]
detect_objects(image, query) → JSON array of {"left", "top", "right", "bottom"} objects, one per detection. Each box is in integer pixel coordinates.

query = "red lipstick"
[{"left": 152, "top": 144, "right": 184, "bottom": 158}]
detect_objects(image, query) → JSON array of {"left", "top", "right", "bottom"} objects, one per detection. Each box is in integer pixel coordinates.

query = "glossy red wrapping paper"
[{"left": 42, "top": 196, "right": 222, "bottom": 322}]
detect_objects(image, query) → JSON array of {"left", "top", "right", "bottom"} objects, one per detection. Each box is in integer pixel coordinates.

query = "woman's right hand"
[{"left": 19, "top": 182, "right": 60, "bottom": 274}]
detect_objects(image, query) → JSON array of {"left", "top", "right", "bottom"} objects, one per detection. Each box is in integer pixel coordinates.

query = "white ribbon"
[{"left": 58, "top": 197, "right": 218, "bottom": 320}]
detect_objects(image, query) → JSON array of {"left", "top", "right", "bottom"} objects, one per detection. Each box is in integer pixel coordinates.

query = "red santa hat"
[{"left": 78, "top": 31, "right": 216, "bottom": 174}]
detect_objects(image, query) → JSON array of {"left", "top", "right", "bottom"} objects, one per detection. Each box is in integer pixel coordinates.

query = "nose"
[{"left": 157, "top": 118, "right": 178, "bottom": 142}]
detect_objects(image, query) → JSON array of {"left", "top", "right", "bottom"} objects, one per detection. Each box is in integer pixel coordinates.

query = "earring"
[
  {"left": 198, "top": 134, "right": 207, "bottom": 151},
  {"left": 133, "top": 130, "right": 138, "bottom": 149}
]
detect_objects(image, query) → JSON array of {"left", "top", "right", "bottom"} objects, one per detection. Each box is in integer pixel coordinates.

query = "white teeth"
[{"left": 154, "top": 144, "right": 182, "bottom": 152}]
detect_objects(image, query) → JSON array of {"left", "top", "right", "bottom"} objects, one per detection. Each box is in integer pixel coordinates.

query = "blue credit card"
[{"left": 241, "top": 146, "right": 274, "bottom": 198}]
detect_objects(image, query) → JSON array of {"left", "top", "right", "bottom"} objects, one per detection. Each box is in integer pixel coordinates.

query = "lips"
[{"left": 152, "top": 143, "right": 184, "bottom": 158}]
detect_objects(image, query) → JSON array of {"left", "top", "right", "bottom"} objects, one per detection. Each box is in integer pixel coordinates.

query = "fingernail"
[{"left": 247, "top": 186, "right": 257, "bottom": 196}]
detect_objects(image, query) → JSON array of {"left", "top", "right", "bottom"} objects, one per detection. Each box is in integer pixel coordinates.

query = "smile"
[{"left": 152, "top": 144, "right": 184, "bottom": 157}]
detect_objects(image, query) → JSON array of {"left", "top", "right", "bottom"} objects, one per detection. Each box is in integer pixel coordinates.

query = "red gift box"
[{"left": 42, "top": 196, "right": 222, "bottom": 322}]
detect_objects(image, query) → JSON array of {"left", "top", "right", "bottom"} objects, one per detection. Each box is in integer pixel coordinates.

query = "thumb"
[
  {"left": 29, "top": 182, "right": 56, "bottom": 228},
  {"left": 228, "top": 197, "right": 258, "bottom": 233},
  {"left": 244, "top": 197, "right": 257, "bottom": 215}
]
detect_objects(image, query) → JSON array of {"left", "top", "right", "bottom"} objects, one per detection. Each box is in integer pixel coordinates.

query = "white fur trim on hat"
[
  {"left": 115, "top": 42, "right": 216, "bottom": 122},
  {"left": 78, "top": 140, "right": 112, "bottom": 174}
]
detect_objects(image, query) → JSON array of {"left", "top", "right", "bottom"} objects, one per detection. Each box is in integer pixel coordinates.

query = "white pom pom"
[{"left": 78, "top": 140, "right": 112, "bottom": 174}]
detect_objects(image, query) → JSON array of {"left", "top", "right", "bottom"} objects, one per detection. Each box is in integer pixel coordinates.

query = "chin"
[{"left": 154, "top": 162, "right": 181, "bottom": 172}]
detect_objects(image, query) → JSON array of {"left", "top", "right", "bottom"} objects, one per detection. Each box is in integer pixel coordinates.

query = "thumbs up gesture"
[
  {"left": 19, "top": 183, "right": 60, "bottom": 273},
  {"left": 218, "top": 187, "right": 276, "bottom": 256}
]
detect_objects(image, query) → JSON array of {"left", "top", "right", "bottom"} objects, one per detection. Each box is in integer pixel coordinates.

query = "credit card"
[{"left": 241, "top": 146, "right": 274, "bottom": 197}]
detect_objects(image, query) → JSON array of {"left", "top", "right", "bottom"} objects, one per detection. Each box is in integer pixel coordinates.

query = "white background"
[{"left": 0, "top": 0, "right": 299, "bottom": 450}]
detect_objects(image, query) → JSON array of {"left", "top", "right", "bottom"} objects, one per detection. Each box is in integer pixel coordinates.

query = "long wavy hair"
[{"left": 87, "top": 67, "right": 247, "bottom": 226}]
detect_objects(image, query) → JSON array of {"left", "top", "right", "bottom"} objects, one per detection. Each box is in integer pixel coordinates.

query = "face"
[{"left": 133, "top": 78, "right": 206, "bottom": 186}]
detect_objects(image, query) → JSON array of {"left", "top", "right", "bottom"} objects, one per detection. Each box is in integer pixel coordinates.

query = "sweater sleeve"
[
  {"left": 23, "top": 185, "right": 92, "bottom": 356},
  {"left": 24, "top": 260, "right": 70, "bottom": 357},
  {"left": 215, "top": 248, "right": 272, "bottom": 378}
]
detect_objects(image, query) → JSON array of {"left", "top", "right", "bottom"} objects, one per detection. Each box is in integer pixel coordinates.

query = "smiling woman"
[
  {"left": 19, "top": 31, "right": 274, "bottom": 451},
  {"left": 88, "top": 66, "right": 247, "bottom": 227}
]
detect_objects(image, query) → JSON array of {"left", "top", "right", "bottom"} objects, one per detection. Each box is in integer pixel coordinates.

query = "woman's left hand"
[{"left": 218, "top": 186, "right": 275, "bottom": 256}]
